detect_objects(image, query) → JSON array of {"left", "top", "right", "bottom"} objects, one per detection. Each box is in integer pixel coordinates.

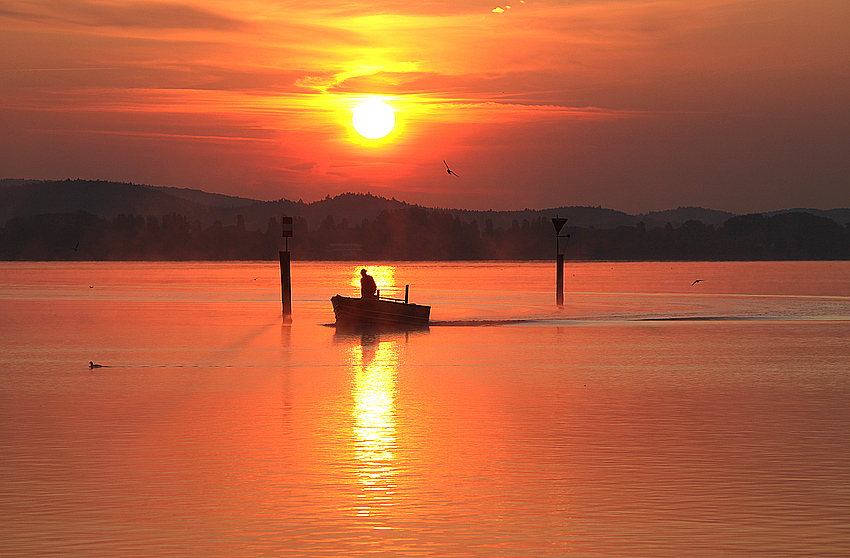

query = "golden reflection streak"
[
  {"left": 348, "top": 338, "right": 400, "bottom": 524},
  {"left": 348, "top": 265, "right": 397, "bottom": 297}
]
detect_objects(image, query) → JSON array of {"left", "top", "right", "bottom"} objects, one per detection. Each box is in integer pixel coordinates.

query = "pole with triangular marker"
[{"left": 552, "top": 215, "right": 570, "bottom": 307}]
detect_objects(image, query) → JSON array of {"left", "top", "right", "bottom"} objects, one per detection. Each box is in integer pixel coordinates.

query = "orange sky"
[{"left": 1, "top": 0, "right": 848, "bottom": 213}]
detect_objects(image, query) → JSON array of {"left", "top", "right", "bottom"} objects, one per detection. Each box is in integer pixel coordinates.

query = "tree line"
[{"left": 1, "top": 207, "right": 848, "bottom": 261}]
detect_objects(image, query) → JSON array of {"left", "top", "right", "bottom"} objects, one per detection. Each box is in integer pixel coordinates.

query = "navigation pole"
[
  {"left": 280, "top": 216, "right": 293, "bottom": 322},
  {"left": 552, "top": 215, "right": 569, "bottom": 307}
]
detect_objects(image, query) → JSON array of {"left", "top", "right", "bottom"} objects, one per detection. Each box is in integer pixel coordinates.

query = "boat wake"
[
  {"left": 429, "top": 314, "right": 837, "bottom": 326},
  {"left": 327, "top": 313, "right": 846, "bottom": 329},
  {"left": 638, "top": 316, "right": 758, "bottom": 322},
  {"left": 429, "top": 319, "right": 531, "bottom": 327}
]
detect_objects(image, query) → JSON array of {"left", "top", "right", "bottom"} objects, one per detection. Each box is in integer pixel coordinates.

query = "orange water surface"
[{"left": 1, "top": 261, "right": 849, "bottom": 556}]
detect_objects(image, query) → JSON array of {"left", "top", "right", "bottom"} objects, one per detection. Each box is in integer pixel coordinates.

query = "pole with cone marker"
[{"left": 552, "top": 215, "right": 569, "bottom": 307}]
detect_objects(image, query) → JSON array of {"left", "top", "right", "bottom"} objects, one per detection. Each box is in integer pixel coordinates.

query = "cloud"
[
  {"left": 492, "top": 3, "right": 520, "bottom": 14},
  {"left": 2, "top": 1, "right": 248, "bottom": 31}
]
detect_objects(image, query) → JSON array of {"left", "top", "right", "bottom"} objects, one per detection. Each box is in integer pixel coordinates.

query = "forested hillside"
[{"left": 2, "top": 179, "right": 849, "bottom": 260}]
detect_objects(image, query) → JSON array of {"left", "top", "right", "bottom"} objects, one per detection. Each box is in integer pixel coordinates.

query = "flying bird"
[
  {"left": 691, "top": 279, "right": 703, "bottom": 286},
  {"left": 73, "top": 242, "right": 79, "bottom": 251},
  {"left": 443, "top": 160, "right": 458, "bottom": 176}
]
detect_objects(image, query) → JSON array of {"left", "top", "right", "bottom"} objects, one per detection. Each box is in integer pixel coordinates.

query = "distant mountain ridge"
[
  {"left": 763, "top": 208, "right": 850, "bottom": 226},
  {"left": 149, "top": 185, "right": 256, "bottom": 208},
  {"left": 2, "top": 178, "right": 849, "bottom": 230},
  {"left": 637, "top": 207, "right": 735, "bottom": 227}
]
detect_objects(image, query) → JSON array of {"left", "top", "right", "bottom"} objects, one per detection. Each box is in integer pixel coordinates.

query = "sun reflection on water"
[
  {"left": 348, "top": 265, "right": 397, "bottom": 297},
  {"left": 348, "top": 338, "right": 401, "bottom": 525}
]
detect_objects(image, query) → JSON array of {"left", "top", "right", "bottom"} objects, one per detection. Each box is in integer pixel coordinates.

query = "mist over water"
[{"left": 2, "top": 261, "right": 849, "bottom": 556}]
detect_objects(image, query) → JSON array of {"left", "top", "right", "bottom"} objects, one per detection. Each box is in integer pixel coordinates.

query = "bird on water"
[{"left": 89, "top": 361, "right": 103, "bottom": 368}]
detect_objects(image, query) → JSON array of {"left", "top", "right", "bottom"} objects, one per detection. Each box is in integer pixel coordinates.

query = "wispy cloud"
[{"left": 1, "top": 1, "right": 248, "bottom": 30}]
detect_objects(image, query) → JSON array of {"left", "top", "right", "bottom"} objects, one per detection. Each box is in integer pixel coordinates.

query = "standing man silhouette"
[{"left": 360, "top": 269, "right": 377, "bottom": 299}]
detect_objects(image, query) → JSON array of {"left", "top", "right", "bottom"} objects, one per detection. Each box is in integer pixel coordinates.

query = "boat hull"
[{"left": 331, "top": 295, "right": 430, "bottom": 329}]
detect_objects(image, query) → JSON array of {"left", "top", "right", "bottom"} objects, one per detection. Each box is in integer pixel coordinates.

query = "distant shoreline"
[{"left": 3, "top": 180, "right": 849, "bottom": 261}]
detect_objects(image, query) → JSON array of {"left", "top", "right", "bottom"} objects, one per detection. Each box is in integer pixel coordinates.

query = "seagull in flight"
[
  {"left": 443, "top": 160, "right": 458, "bottom": 176},
  {"left": 691, "top": 279, "right": 703, "bottom": 286}
]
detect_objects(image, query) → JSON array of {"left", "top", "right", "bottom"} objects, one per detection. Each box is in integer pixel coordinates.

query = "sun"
[{"left": 352, "top": 99, "right": 395, "bottom": 140}]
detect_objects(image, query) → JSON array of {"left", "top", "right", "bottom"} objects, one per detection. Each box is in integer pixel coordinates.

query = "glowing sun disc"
[{"left": 352, "top": 99, "right": 395, "bottom": 139}]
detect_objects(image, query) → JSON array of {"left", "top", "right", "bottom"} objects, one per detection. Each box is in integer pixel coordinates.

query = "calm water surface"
[{"left": 1, "top": 261, "right": 849, "bottom": 557}]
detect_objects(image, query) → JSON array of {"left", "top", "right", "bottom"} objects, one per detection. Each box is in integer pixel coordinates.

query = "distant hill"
[
  {"left": 148, "top": 185, "right": 256, "bottom": 208},
  {"left": 246, "top": 193, "right": 412, "bottom": 231},
  {"left": 3, "top": 179, "right": 848, "bottom": 261},
  {"left": 0, "top": 179, "right": 643, "bottom": 231},
  {"left": 0, "top": 180, "right": 415, "bottom": 231},
  {"left": 637, "top": 207, "right": 736, "bottom": 228},
  {"left": 0, "top": 179, "right": 211, "bottom": 224},
  {"left": 3, "top": 178, "right": 848, "bottom": 232},
  {"left": 764, "top": 208, "right": 850, "bottom": 226}
]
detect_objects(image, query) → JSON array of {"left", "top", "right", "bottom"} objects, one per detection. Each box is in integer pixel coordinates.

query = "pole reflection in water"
[{"left": 347, "top": 335, "right": 401, "bottom": 528}]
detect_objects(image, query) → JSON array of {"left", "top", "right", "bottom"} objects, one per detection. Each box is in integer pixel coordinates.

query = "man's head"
[{"left": 361, "top": 269, "right": 367, "bottom": 276}]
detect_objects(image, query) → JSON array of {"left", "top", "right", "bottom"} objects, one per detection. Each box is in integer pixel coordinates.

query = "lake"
[{"left": 1, "top": 260, "right": 849, "bottom": 557}]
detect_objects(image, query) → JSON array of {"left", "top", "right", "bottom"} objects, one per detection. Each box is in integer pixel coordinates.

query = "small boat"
[{"left": 331, "top": 288, "right": 430, "bottom": 329}]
